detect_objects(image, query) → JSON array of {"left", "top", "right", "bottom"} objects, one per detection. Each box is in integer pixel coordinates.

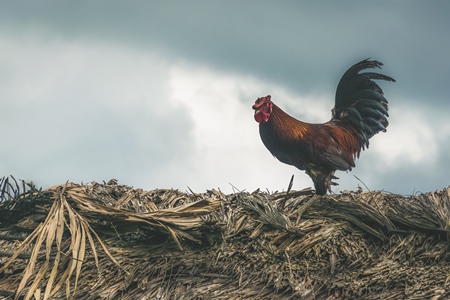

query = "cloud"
[
  {"left": 2, "top": 2, "right": 449, "bottom": 103},
  {"left": 0, "top": 34, "right": 194, "bottom": 188},
  {"left": 371, "top": 104, "right": 439, "bottom": 166}
]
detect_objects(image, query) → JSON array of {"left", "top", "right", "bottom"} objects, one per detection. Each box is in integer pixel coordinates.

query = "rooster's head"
[{"left": 252, "top": 95, "right": 272, "bottom": 123}]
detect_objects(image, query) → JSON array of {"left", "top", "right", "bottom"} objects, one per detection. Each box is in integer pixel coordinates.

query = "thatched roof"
[{"left": 1, "top": 176, "right": 450, "bottom": 299}]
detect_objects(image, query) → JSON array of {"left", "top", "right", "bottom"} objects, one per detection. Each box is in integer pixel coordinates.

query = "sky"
[{"left": 1, "top": 1, "right": 450, "bottom": 195}]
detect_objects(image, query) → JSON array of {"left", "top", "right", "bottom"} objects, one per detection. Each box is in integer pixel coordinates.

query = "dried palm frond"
[{"left": 0, "top": 183, "right": 120, "bottom": 299}]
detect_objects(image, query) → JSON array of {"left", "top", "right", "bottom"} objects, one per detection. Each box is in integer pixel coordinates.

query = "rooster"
[{"left": 252, "top": 59, "right": 395, "bottom": 218}]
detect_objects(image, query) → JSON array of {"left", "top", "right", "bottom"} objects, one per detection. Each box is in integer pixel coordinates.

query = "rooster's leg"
[{"left": 295, "top": 194, "right": 320, "bottom": 223}]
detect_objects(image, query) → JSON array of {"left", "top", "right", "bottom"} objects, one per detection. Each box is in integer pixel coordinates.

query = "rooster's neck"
[{"left": 269, "top": 104, "right": 310, "bottom": 138}]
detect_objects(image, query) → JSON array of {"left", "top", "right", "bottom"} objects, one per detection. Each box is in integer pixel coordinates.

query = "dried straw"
[{"left": 1, "top": 176, "right": 450, "bottom": 299}]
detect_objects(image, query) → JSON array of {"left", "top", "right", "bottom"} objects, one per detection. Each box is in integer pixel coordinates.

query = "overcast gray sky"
[{"left": 1, "top": 1, "right": 449, "bottom": 195}]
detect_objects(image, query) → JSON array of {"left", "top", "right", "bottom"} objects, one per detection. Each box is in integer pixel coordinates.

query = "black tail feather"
[{"left": 333, "top": 59, "right": 395, "bottom": 147}]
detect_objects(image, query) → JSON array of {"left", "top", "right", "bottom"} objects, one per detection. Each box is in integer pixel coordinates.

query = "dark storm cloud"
[{"left": 2, "top": 1, "right": 449, "bottom": 105}]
